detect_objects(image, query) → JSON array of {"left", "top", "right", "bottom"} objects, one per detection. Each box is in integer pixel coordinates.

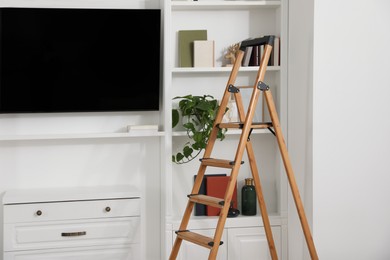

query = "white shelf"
[
  {"left": 172, "top": 66, "right": 280, "bottom": 74},
  {"left": 0, "top": 131, "right": 165, "bottom": 141},
  {"left": 170, "top": 214, "right": 285, "bottom": 230},
  {"left": 3, "top": 185, "right": 141, "bottom": 205},
  {"left": 171, "top": 1, "right": 281, "bottom": 10}
]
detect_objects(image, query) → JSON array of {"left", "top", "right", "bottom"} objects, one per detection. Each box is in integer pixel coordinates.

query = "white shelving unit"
[
  {"left": 0, "top": 0, "right": 291, "bottom": 258},
  {"left": 163, "top": 0, "right": 289, "bottom": 259},
  {"left": 0, "top": 1, "right": 165, "bottom": 260}
]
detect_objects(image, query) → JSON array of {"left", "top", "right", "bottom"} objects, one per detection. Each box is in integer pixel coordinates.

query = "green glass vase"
[{"left": 241, "top": 178, "right": 257, "bottom": 216}]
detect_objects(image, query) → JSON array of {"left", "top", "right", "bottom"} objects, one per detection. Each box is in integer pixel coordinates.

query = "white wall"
[
  {"left": 313, "top": 0, "right": 390, "bottom": 259},
  {"left": 287, "top": 0, "right": 314, "bottom": 259}
]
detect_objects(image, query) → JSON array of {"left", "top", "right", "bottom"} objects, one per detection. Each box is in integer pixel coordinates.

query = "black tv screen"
[{"left": 0, "top": 7, "right": 161, "bottom": 113}]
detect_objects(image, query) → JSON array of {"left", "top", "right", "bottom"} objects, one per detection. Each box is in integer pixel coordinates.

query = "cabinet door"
[
  {"left": 228, "top": 226, "right": 281, "bottom": 260},
  {"left": 175, "top": 229, "right": 228, "bottom": 260}
]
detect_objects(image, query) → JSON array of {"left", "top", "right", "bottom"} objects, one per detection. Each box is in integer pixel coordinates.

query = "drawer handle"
[
  {"left": 61, "top": 231, "right": 87, "bottom": 237},
  {"left": 36, "top": 210, "right": 42, "bottom": 216},
  {"left": 105, "top": 206, "right": 111, "bottom": 212}
]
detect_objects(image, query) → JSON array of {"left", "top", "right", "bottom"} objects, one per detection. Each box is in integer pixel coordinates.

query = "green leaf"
[
  {"left": 183, "top": 146, "right": 193, "bottom": 158},
  {"left": 193, "top": 132, "right": 204, "bottom": 143},
  {"left": 183, "top": 122, "right": 196, "bottom": 132},
  {"left": 196, "top": 100, "right": 211, "bottom": 111},
  {"left": 173, "top": 95, "right": 192, "bottom": 100},
  {"left": 176, "top": 153, "right": 184, "bottom": 162},
  {"left": 172, "top": 109, "right": 179, "bottom": 128},
  {"left": 192, "top": 142, "right": 202, "bottom": 150}
]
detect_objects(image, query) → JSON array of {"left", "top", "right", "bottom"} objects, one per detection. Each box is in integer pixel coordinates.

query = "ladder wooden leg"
[
  {"left": 169, "top": 237, "right": 183, "bottom": 260},
  {"left": 263, "top": 89, "right": 319, "bottom": 260},
  {"left": 235, "top": 91, "right": 278, "bottom": 260},
  {"left": 247, "top": 142, "right": 278, "bottom": 260}
]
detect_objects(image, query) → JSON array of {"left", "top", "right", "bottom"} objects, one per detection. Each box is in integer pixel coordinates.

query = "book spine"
[
  {"left": 273, "top": 36, "right": 280, "bottom": 66},
  {"left": 242, "top": 46, "right": 253, "bottom": 67},
  {"left": 249, "top": 45, "right": 260, "bottom": 66},
  {"left": 269, "top": 38, "right": 274, "bottom": 66},
  {"left": 259, "top": 44, "right": 264, "bottom": 65}
]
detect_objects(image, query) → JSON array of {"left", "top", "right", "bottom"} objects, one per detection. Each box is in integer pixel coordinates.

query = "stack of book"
[
  {"left": 178, "top": 29, "right": 215, "bottom": 68},
  {"left": 242, "top": 36, "right": 280, "bottom": 67}
]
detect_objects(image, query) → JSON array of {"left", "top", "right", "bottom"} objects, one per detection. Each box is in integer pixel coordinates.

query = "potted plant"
[{"left": 172, "top": 94, "right": 227, "bottom": 164}]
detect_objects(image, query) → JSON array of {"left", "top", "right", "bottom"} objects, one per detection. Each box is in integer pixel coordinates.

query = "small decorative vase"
[{"left": 241, "top": 178, "right": 257, "bottom": 216}]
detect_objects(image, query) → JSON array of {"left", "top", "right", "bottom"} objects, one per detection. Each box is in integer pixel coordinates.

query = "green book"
[{"left": 178, "top": 30, "right": 207, "bottom": 67}]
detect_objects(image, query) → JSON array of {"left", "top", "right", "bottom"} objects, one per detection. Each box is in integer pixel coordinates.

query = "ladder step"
[
  {"left": 218, "top": 122, "right": 273, "bottom": 129},
  {"left": 200, "top": 158, "right": 243, "bottom": 168},
  {"left": 188, "top": 194, "right": 224, "bottom": 208},
  {"left": 175, "top": 230, "right": 223, "bottom": 249}
]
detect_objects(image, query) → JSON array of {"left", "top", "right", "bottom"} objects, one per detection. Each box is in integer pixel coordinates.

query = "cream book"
[
  {"left": 127, "top": 125, "right": 158, "bottom": 133},
  {"left": 193, "top": 40, "right": 215, "bottom": 67}
]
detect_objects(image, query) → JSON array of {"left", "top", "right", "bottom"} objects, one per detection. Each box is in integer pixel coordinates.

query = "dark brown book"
[{"left": 249, "top": 45, "right": 260, "bottom": 66}]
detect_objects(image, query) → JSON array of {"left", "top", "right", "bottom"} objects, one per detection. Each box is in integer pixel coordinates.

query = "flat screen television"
[{"left": 0, "top": 7, "right": 161, "bottom": 113}]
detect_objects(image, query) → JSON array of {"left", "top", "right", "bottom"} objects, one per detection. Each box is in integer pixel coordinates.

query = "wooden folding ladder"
[{"left": 169, "top": 36, "right": 319, "bottom": 260}]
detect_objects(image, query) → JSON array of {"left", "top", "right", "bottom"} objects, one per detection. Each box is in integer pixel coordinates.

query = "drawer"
[
  {"left": 4, "top": 198, "right": 140, "bottom": 223},
  {"left": 4, "top": 217, "right": 140, "bottom": 252},
  {"left": 4, "top": 244, "right": 140, "bottom": 260}
]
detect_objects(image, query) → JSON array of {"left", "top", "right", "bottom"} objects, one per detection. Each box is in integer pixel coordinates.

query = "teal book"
[{"left": 178, "top": 30, "right": 207, "bottom": 67}]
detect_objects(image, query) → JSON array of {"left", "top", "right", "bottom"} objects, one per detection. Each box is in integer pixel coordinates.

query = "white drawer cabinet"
[{"left": 3, "top": 186, "right": 141, "bottom": 260}]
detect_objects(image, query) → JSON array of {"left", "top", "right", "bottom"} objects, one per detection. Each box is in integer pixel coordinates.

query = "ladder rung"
[
  {"left": 188, "top": 194, "right": 224, "bottom": 208},
  {"left": 175, "top": 230, "right": 223, "bottom": 249},
  {"left": 218, "top": 122, "right": 273, "bottom": 129},
  {"left": 200, "top": 158, "right": 243, "bottom": 168},
  {"left": 236, "top": 85, "right": 254, "bottom": 89}
]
